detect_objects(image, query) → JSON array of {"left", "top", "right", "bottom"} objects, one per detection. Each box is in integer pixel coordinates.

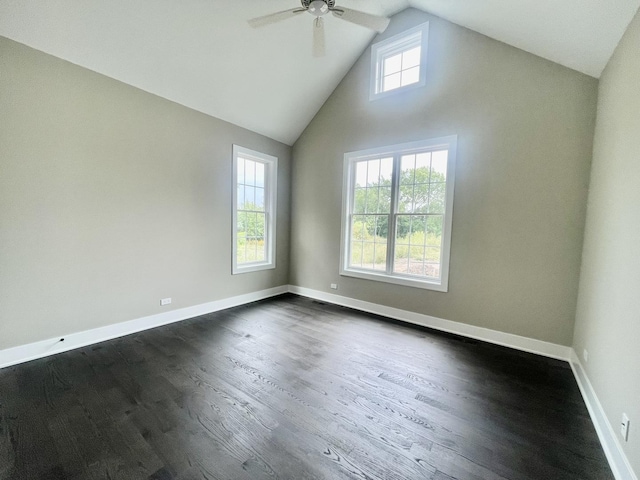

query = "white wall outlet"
[
  {"left": 330, "top": 283, "right": 338, "bottom": 290},
  {"left": 160, "top": 298, "right": 172, "bottom": 306},
  {"left": 621, "top": 413, "right": 630, "bottom": 441},
  {"left": 583, "top": 349, "right": 588, "bottom": 362}
]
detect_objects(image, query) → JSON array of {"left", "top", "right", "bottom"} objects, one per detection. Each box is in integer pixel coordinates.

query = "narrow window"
[
  {"left": 341, "top": 136, "right": 456, "bottom": 291},
  {"left": 370, "top": 22, "right": 429, "bottom": 99},
  {"left": 232, "top": 145, "right": 277, "bottom": 274}
]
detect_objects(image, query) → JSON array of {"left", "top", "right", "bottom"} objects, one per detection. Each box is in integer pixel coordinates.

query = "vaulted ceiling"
[{"left": 1, "top": 0, "right": 638, "bottom": 145}]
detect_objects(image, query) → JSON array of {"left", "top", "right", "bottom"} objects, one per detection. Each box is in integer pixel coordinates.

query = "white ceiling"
[{"left": 1, "top": 0, "right": 638, "bottom": 145}]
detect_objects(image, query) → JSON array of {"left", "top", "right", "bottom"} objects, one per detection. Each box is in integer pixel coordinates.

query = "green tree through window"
[{"left": 342, "top": 137, "right": 456, "bottom": 291}]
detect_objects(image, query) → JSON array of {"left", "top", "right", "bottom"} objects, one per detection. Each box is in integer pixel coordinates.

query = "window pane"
[
  {"left": 350, "top": 241, "right": 364, "bottom": 268},
  {"left": 256, "top": 213, "right": 265, "bottom": 239},
  {"left": 398, "top": 184, "right": 414, "bottom": 213},
  {"left": 396, "top": 215, "right": 411, "bottom": 238},
  {"left": 402, "top": 46, "right": 421, "bottom": 69},
  {"left": 372, "top": 236, "right": 387, "bottom": 271},
  {"left": 350, "top": 214, "right": 389, "bottom": 271},
  {"left": 245, "top": 212, "right": 255, "bottom": 238},
  {"left": 383, "top": 53, "right": 402, "bottom": 75},
  {"left": 410, "top": 162, "right": 430, "bottom": 211},
  {"left": 413, "top": 184, "right": 430, "bottom": 213},
  {"left": 383, "top": 72, "right": 401, "bottom": 92},
  {"left": 354, "top": 188, "right": 366, "bottom": 214},
  {"left": 367, "top": 159, "right": 380, "bottom": 186},
  {"left": 245, "top": 159, "right": 256, "bottom": 186},
  {"left": 244, "top": 185, "right": 255, "bottom": 208},
  {"left": 431, "top": 150, "right": 448, "bottom": 180},
  {"left": 351, "top": 215, "right": 369, "bottom": 241},
  {"left": 426, "top": 247, "right": 441, "bottom": 279},
  {"left": 428, "top": 182, "right": 446, "bottom": 214},
  {"left": 255, "top": 187, "right": 265, "bottom": 211},
  {"left": 400, "top": 155, "right": 415, "bottom": 184},
  {"left": 393, "top": 242, "right": 409, "bottom": 275},
  {"left": 237, "top": 211, "right": 247, "bottom": 235},
  {"left": 362, "top": 186, "right": 392, "bottom": 215},
  {"left": 416, "top": 152, "right": 431, "bottom": 173},
  {"left": 365, "top": 187, "right": 378, "bottom": 214},
  {"left": 256, "top": 241, "right": 266, "bottom": 261},
  {"left": 355, "top": 161, "right": 368, "bottom": 188},
  {"left": 394, "top": 215, "right": 432, "bottom": 277},
  {"left": 372, "top": 214, "right": 388, "bottom": 238},
  {"left": 255, "top": 162, "right": 265, "bottom": 187},
  {"left": 401, "top": 66, "right": 420, "bottom": 87},
  {"left": 351, "top": 214, "right": 388, "bottom": 239},
  {"left": 426, "top": 247, "right": 441, "bottom": 262},
  {"left": 378, "top": 186, "right": 391, "bottom": 214},
  {"left": 414, "top": 166, "right": 430, "bottom": 186},
  {"left": 411, "top": 216, "right": 427, "bottom": 238},
  {"left": 427, "top": 216, "right": 443, "bottom": 246},
  {"left": 380, "top": 157, "right": 393, "bottom": 183},
  {"left": 241, "top": 211, "right": 266, "bottom": 264}
]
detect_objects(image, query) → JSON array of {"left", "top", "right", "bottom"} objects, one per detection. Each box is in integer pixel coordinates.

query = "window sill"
[
  {"left": 233, "top": 262, "right": 275, "bottom": 275},
  {"left": 340, "top": 268, "right": 448, "bottom": 292},
  {"left": 369, "top": 79, "right": 426, "bottom": 101}
]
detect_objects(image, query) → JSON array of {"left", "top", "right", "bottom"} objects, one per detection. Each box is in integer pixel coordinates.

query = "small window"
[
  {"left": 232, "top": 145, "right": 277, "bottom": 274},
  {"left": 370, "top": 22, "right": 429, "bottom": 100},
  {"left": 340, "top": 136, "right": 456, "bottom": 291}
]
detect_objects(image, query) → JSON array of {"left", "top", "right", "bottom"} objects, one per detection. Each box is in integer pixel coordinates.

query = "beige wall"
[
  {"left": 290, "top": 9, "right": 598, "bottom": 345},
  {"left": 0, "top": 36, "right": 291, "bottom": 350},
  {"left": 573, "top": 8, "right": 640, "bottom": 476}
]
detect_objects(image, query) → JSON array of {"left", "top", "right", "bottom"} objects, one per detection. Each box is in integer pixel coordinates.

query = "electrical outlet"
[
  {"left": 160, "top": 298, "right": 172, "bottom": 306},
  {"left": 583, "top": 349, "right": 588, "bottom": 363},
  {"left": 330, "top": 283, "right": 338, "bottom": 290},
  {"left": 621, "top": 414, "right": 630, "bottom": 441}
]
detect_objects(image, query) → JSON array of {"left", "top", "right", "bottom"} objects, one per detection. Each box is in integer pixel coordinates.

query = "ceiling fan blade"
[
  {"left": 331, "top": 6, "right": 390, "bottom": 33},
  {"left": 248, "top": 8, "right": 306, "bottom": 28},
  {"left": 313, "top": 17, "right": 326, "bottom": 57}
]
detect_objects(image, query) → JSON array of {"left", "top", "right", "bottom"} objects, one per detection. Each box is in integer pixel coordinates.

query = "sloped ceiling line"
[{"left": 1, "top": 0, "right": 638, "bottom": 145}]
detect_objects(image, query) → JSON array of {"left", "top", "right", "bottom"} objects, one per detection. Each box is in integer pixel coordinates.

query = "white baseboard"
[
  {"left": 288, "top": 285, "right": 572, "bottom": 360},
  {"left": 1, "top": 283, "right": 634, "bottom": 480},
  {"left": 287, "top": 285, "right": 636, "bottom": 480},
  {"left": 0, "top": 285, "right": 289, "bottom": 369},
  {"left": 569, "top": 350, "right": 638, "bottom": 480}
]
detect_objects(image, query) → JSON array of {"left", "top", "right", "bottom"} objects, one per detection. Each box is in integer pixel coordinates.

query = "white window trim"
[
  {"left": 232, "top": 145, "right": 277, "bottom": 275},
  {"left": 370, "top": 22, "right": 429, "bottom": 100},
  {"left": 340, "top": 136, "right": 457, "bottom": 292}
]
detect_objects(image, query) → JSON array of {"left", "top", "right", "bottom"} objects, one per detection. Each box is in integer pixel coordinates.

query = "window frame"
[
  {"left": 370, "top": 22, "right": 429, "bottom": 100},
  {"left": 232, "top": 145, "right": 278, "bottom": 275},
  {"left": 340, "top": 136, "right": 457, "bottom": 292}
]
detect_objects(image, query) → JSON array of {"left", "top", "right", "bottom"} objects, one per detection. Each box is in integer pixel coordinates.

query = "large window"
[
  {"left": 232, "top": 145, "right": 277, "bottom": 274},
  {"left": 340, "top": 136, "right": 456, "bottom": 291},
  {"left": 370, "top": 22, "right": 429, "bottom": 100}
]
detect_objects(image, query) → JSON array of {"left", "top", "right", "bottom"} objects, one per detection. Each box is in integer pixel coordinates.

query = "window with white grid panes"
[
  {"left": 381, "top": 46, "right": 421, "bottom": 92},
  {"left": 341, "top": 136, "right": 456, "bottom": 291},
  {"left": 232, "top": 145, "right": 277, "bottom": 274},
  {"left": 371, "top": 23, "right": 429, "bottom": 99}
]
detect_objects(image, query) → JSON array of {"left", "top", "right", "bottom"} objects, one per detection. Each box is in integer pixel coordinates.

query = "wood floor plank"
[{"left": 0, "top": 294, "right": 613, "bottom": 480}]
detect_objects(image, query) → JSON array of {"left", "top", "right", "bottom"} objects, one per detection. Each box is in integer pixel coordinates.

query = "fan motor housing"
[{"left": 301, "top": 0, "right": 335, "bottom": 8}]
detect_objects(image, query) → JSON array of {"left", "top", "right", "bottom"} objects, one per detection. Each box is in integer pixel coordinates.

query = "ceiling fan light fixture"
[{"left": 308, "top": 0, "right": 329, "bottom": 17}]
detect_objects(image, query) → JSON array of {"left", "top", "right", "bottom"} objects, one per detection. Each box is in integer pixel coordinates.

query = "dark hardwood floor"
[{"left": 0, "top": 294, "right": 613, "bottom": 480}]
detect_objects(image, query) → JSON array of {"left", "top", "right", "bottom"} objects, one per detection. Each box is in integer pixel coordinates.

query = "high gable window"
[
  {"left": 232, "top": 145, "right": 277, "bottom": 274},
  {"left": 340, "top": 136, "right": 457, "bottom": 291},
  {"left": 370, "top": 22, "right": 429, "bottom": 99}
]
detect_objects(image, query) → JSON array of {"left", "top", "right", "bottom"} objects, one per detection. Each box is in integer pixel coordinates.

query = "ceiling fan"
[{"left": 248, "top": 0, "right": 391, "bottom": 57}]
